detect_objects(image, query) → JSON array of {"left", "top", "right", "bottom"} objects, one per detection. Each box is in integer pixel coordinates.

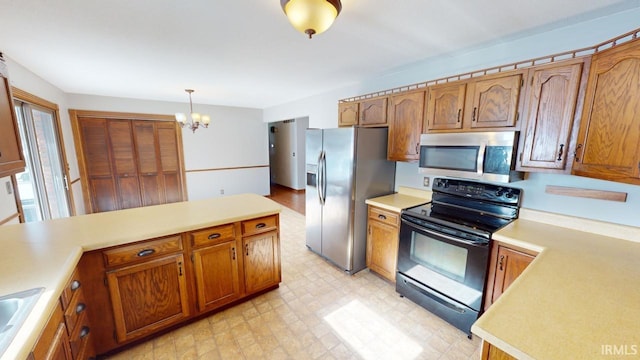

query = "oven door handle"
[
  {"left": 402, "top": 278, "right": 467, "bottom": 314},
  {"left": 403, "top": 219, "right": 488, "bottom": 247}
]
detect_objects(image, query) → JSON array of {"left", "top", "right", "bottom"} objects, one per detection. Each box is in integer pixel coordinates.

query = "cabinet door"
[
  {"left": 0, "top": 58, "right": 26, "bottom": 178},
  {"left": 192, "top": 240, "right": 241, "bottom": 312},
  {"left": 519, "top": 61, "right": 584, "bottom": 171},
  {"left": 30, "top": 305, "right": 72, "bottom": 360},
  {"left": 366, "top": 220, "right": 399, "bottom": 282},
  {"left": 106, "top": 254, "right": 190, "bottom": 343},
  {"left": 243, "top": 230, "right": 281, "bottom": 294},
  {"left": 387, "top": 91, "right": 425, "bottom": 161},
  {"left": 338, "top": 102, "right": 359, "bottom": 127},
  {"left": 491, "top": 246, "right": 535, "bottom": 304},
  {"left": 359, "top": 97, "right": 388, "bottom": 127},
  {"left": 468, "top": 73, "right": 522, "bottom": 129},
  {"left": 573, "top": 39, "right": 640, "bottom": 184},
  {"left": 425, "top": 82, "right": 466, "bottom": 131}
]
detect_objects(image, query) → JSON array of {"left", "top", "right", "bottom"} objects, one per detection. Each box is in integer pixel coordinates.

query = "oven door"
[{"left": 397, "top": 217, "right": 490, "bottom": 311}]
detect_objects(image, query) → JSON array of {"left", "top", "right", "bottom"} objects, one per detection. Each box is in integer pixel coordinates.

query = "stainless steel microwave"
[{"left": 418, "top": 131, "right": 523, "bottom": 183}]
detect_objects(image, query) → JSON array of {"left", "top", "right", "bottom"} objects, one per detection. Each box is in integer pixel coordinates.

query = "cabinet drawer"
[
  {"left": 241, "top": 215, "right": 278, "bottom": 236},
  {"left": 103, "top": 235, "right": 183, "bottom": 267},
  {"left": 190, "top": 224, "right": 236, "bottom": 249},
  {"left": 63, "top": 287, "right": 87, "bottom": 336},
  {"left": 60, "top": 268, "right": 82, "bottom": 311},
  {"left": 368, "top": 206, "right": 399, "bottom": 227},
  {"left": 69, "top": 311, "right": 91, "bottom": 360}
]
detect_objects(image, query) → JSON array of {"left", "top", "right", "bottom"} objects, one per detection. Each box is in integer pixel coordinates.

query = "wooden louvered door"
[{"left": 72, "top": 111, "right": 186, "bottom": 213}]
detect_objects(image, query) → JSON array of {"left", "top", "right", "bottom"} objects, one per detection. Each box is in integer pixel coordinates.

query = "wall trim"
[{"left": 0, "top": 213, "right": 20, "bottom": 226}]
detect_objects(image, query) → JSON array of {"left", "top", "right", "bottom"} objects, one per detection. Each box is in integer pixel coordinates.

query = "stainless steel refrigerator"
[{"left": 305, "top": 127, "right": 396, "bottom": 274}]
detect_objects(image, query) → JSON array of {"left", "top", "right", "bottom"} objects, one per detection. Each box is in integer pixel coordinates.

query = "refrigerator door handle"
[{"left": 318, "top": 151, "right": 326, "bottom": 205}]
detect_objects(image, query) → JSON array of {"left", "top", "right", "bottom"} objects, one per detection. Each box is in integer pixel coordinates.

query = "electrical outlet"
[
  {"left": 220, "top": 189, "right": 224, "bottom": 195},
  {"left": 423, "top": 177, "right": 430, "bottom": 187},
  {"left": 5, "top": 181, "right": 12, "bottom": 195}
]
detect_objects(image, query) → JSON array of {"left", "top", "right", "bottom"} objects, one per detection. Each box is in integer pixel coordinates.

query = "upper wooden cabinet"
[
  {"left": 387, "top": 90, "right": 425, "bottom": 161},
  {"left": 0, "top": 54, "right": 26, "bottom": 178},
  {"left": 466, "top": 72, "right": 523, "bottom": 129},
  {"left": 338, "top": 101, "right": 358, "bottom": 127},
  {"left": 71, "top": 111, "right": 187, "bottom": 213},
  {"left": 572, "top": 38, "right": 640, "bottom": 185},
  {"left": 517, "top": 58, "right": 589, "bottom": 172},
  {"left": 424, "top": 82, "right": 466, "bottom": 131},
  {"left": 359, "top": 97, "right": 388, "bottom": 126}
]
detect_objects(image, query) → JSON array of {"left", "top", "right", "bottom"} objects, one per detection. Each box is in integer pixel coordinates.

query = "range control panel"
[{"left": 432, "top": 177, "right": 522, "bottom": 206}]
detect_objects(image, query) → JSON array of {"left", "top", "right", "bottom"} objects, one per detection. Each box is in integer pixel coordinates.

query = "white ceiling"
[{"left": 0, "top": 0, "right": 637, "bottom": 109}]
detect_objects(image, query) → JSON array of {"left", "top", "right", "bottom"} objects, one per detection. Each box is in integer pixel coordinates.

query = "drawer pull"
[
  {"left": 255, "top": 223, "right": 266, "bottom": 229},
  {"left": 499, "top": 255, "right": 505, "bottom": 271},
  {"left": 207, "top": 233, "right": 221, "bottom": 239},
  {"left": 75, "top": 303, "right": 86, "bottom": 314},
  {"left": 378, "top": 214, "right": 387, "bottom": 220},
  {"left": 70, "top": 280, "right": 81, "bottom": 291},
  {"left": 79, "top": 326, "right": 90, "bottom": 339},
  {"left": 137, "top": 249, "right": 156, "bottom": 257},
  {"left": 232, "top": 247, "right": 236, "bottom": 260}
]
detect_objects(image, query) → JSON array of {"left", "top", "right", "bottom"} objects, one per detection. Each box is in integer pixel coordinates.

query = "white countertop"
[
  {"left": 365, "top": 186, "right": 432, "bottom": 212},
  {"left": 472, "top": 208, "right": 640, "bottom": 359},
  {"left": 0, "top": 194, "right": 281, "bottom": 360}
]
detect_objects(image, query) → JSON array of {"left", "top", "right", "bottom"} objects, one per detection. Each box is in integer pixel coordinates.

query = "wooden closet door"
[
  {"left": 79, "top": 119, "right": 118, "bottom": 212},
  {"left": 107, "top": 120, "right": 142, "bottom": 209},
  {"left": 133, "top": 121, "right": 164, "bottom": 206},
  {"left": 156, "top": 122, "right": 183, "bottom": 203}
]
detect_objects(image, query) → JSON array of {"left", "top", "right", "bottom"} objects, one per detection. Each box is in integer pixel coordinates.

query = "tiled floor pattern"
[{"left": 107, "top": 206, "right": 482, "bottom": 360}]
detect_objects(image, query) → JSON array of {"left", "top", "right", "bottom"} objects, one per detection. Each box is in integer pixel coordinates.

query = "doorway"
[
  {"left": 13, "top": 95, "right": 72, "bottom": 222},
  {"left": 268, "top": 117, "right": 308, "bottom": 191}
]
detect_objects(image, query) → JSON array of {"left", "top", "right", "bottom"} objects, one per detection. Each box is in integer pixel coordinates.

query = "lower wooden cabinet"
[
  {"left": 78, "top": 213, "right": 281, "bottom": 356},
  {"left": 366, "top": 206, "right": 400, "bottom": 282},
  {"left": 106, "top": 254, "right": 190, "bottom": 343},
  {"left": 481, "top": 341, "right": 516, "bottom": 360},
  {"left": 484, "top": 241, "right": 537, "bottom": 310},
  {"left": 29, "top": 305, "right": 72, "bottom": 360}
]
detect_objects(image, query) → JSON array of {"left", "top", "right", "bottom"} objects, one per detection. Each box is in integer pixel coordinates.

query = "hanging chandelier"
[
  {"left": 175, "top": 89, "right": 210, "bottom": 133},
  {"left": 280, "top": 0, "right": 342, "bottom": 39}
]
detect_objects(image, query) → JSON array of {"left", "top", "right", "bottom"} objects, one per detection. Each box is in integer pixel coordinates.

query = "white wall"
[
  {"left": 0, "top": 176, "right": 18, "bottom": 224},
  {"left": 264, "top": 8, "right": 640, "bottom": 228}
]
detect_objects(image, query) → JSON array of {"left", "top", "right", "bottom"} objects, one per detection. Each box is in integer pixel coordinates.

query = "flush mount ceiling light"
[
  {"left": 280, "top": 0, "right": 342, "bottom": 39},
  {"left": 175, "top": 89, "right": 210, "bottom": 133}
]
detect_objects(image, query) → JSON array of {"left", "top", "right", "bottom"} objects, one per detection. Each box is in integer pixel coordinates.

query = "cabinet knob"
[
  {"left": 255, "top": 223, "right": 266, "bottom": 229},
  {"left": 137, "top": 249, "right": 155, "bottom": 257},
  {"left": 70, "top": 280, "right": 81, "bottom": 291},
  {"left": 499, "top": 255, "right": 505, "bottom": 271},
  {"left": 79, "top": 326, "right": 90, "bottom": 339},
  {"left": 378, "top": 214, "right": 387, "bottom": 220},
  {"left": 76, "top": 303, "right": 86, "bottom": 314},
  {"left": 208, "top": 233, "right": 221, "bottom": 240},
  {"left": 557, "top": 144, "right": 564, "bottom": 161},
  {"left": 574, "top": 144, "right": 583, "bottom": 162},
  {"left": 472, "top": 107, "right": 477, "bottom": 122}
]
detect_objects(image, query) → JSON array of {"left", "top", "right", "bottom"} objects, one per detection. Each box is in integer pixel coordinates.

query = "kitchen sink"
[{"left": 0, "top": 287, "right": 44, "bottom": 357}]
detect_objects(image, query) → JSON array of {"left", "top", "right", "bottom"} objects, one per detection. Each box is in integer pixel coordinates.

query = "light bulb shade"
[
  {"left": 191, "top": 113, "right": 201, "bottom": 123},
  {"left": 201, "top": 115, "right": 211, "bottom": 125},
  {"left": 281, "top": 0, "right": 341, "bottom": 38},
  {"left": 175, "top": 113, "right": 187, "bottom": 123}
]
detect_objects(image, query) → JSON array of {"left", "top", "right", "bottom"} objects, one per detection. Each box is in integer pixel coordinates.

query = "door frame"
[
  {"left": 12, "top": 87, "right": 76, "bottom": 218},
  {"left": 69, "top": 109, "right": 187, "bottom": 213}
]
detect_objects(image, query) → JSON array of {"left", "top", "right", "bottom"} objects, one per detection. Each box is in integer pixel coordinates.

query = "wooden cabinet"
[
  {"left": 387, "top": 91, "right": 425, "bottom": 161},
  {"left": 424, "top": 82, "right": 466, "bottom": 131},
  {"left": 466, "top": 72, "right": 523, "bottom": 129},
  {"left": 241, "top": 215, "right": 281, "bottom": 294},
  {"left": 338, "top": 101, "right": 359, "bottom": 127},
  {"left": 484, "top": 242, "right": 536, "bottom": 311},
  {"left": 481, "top": 341, "right": 516, "bottom": 360},
  {"left": 29, "top": 305, "right": 72, "bottom": 360},
  {"left": 30, "top": 269, "right": 95, "bottom": 360},
  {"left": 517, "top": 58, "right": 589, "bottom": 172},
  {"left": 71, "top": 111, "right": 186, "bottom": 213},
  {"left": 78, "top": 213, "right": 281, "bottom": 356},
  {"left": 0, "top": 53, "right": 26, "bottom": 178},
  {"left": 190, "top": 224, "right": 241, "bottom": 312},
  {"left": 105, "top": 236, "right": 189, "bottom": 343},
  {"left": 366, "top": 206, "right": 400, "bottom": 282},
  {"left": 359, "top": 97, "right": 388, "bottom": 126},
  {"left": 572, "top": 39, "right": 640, "bottom": 185}
]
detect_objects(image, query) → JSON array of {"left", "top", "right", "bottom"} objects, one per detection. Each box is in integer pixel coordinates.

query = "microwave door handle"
[{"left": 477, "top": 143, "right": 486, "bottom": 176}]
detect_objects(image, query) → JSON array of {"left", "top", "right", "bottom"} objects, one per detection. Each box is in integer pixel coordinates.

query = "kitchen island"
[
  {"left": 473, "top": 209, "right": 640, "bottom": 359},
  {"left": 0, "top": 194, "right": 281, "bottom": 360}
]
